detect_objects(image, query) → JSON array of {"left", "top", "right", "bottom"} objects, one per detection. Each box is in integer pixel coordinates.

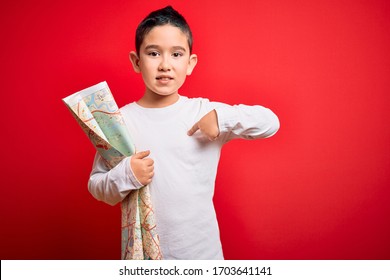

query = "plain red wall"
[{"left": 1, "top": 0, "right": 389, "bottom": 259}]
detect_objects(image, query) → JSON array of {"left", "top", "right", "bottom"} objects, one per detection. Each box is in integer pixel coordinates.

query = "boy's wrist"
[{"left": 126, "top": 156, "right": 144, "bottom": 189}]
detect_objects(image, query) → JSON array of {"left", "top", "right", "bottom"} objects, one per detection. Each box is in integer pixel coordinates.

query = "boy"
[{"left": 88, "top": 6, "right": 279, "bottom": 259}]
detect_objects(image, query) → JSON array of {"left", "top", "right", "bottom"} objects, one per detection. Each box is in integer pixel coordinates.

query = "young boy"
[{"left": 88, "top": 6, "right": 279, "bottom": 260}]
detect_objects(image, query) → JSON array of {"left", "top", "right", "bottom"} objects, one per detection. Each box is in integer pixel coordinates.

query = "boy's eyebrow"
[
  {"left": 144, "top": 44, "right": 160, "bottom": 50},
  {"left": 171, "top": 46, "right": 187, "bottom": 52},
  {"left": 144, "top": 44, "right": 187, "bottom": 52}
]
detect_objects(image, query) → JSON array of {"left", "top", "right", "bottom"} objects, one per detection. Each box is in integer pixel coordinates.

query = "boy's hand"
[
  {"left": 187, "top": 109, "right": 220, "bottom": 141},
  {"left": 130, "top": 150, "right": 154, "bottom": 186}
]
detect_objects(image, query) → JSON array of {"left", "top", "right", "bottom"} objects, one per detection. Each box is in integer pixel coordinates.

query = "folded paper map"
[{"left": 63, "top": 81, "right": 162, "bottom": 260}]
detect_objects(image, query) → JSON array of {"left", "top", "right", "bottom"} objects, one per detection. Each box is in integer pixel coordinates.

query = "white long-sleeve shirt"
[{"left": 88, "top": 96, "right": 279, "bottom": 259}]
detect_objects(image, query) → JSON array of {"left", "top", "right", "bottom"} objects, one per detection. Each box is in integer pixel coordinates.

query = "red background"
[{"left": 1, "top": 0, "right": 389, "bottom": 260}]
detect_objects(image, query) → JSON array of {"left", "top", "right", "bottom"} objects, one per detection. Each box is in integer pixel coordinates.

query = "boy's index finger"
[{"left": 187, "top": 122, "right": 199, "bottom": 136}]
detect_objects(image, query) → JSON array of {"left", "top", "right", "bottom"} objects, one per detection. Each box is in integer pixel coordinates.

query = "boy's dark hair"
[{"left": 135, "top": 6, "right": 193, "bottom": 54}]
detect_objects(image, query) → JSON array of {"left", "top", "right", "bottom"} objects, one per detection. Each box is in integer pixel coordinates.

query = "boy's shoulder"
[
  {"left": 181, "top": 95, "right": 211, "bottom": 104},
  {"left": 179, "top": 96, "right": 218, "bottom": 112}
]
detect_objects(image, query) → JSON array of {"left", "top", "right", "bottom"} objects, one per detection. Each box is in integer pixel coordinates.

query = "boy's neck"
[{"left": 137, "top": 92, "right": 180, "bottom": 108}]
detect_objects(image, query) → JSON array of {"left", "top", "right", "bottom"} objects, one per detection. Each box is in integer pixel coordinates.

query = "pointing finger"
[{"left": 187, "top": 123, "right": 199, "bottom": 136}]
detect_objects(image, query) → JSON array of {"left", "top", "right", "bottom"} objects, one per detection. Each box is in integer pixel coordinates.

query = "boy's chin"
[{"left": 149, "top": 90, "right": 179, "bottom": 97}]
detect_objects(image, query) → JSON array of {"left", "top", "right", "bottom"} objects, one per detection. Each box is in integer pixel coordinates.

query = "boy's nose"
[
  {"left": 158, "top": 64, "right": 171, "bottom": 71},
  {"left": 158, "top": 65, "right": 170, "bottom": 71},
  {"left": 158, "top": 57, "right": 171, "bottom": 71}
]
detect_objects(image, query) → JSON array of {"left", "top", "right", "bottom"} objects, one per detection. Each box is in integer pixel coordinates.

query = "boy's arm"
[
  {"left": 215, "top": 104, "right": 280, "bottom": 142},
  {"left": 189, "top": 102, "right": 279, "bottom": 143},
  {"left": 88, "top": 153, "right": 144, "bottom": 206}
]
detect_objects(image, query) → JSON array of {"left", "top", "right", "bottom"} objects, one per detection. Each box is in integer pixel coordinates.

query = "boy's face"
[{"left": 130, "top": 25, "right": 197, "bottom": 100}]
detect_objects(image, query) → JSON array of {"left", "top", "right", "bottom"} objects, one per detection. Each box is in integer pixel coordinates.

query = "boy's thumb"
[{"left": 133, "top": 150, "right": 150, "bottom": 159}]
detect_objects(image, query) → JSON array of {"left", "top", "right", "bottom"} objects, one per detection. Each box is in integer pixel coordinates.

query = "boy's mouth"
[{"left": 156, "top": 75, "right": 173, "bottom": 81}]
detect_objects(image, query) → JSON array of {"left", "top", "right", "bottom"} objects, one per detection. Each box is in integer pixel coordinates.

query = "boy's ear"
[
  {"left": 129, "top": 51, "right": 141, "bottom": 73},
  {"left": 186, "top": 54, "right": 198, "bottom": 76}
]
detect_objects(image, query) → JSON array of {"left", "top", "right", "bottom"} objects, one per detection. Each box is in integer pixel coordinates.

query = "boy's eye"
[
  {"left": 172, "top": 52, "right": 183, "bottom": 58},
  {"left": 148, "top": 51, "right": 160, "bottom": 57}
]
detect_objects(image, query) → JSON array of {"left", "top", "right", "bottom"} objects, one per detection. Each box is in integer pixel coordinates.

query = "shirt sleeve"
[
  {"left": 88, "top": 153, "right": 143, "bottom": 206},
  {"left": 211, "top": 102, "right": 280, "bottom": 143}
]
